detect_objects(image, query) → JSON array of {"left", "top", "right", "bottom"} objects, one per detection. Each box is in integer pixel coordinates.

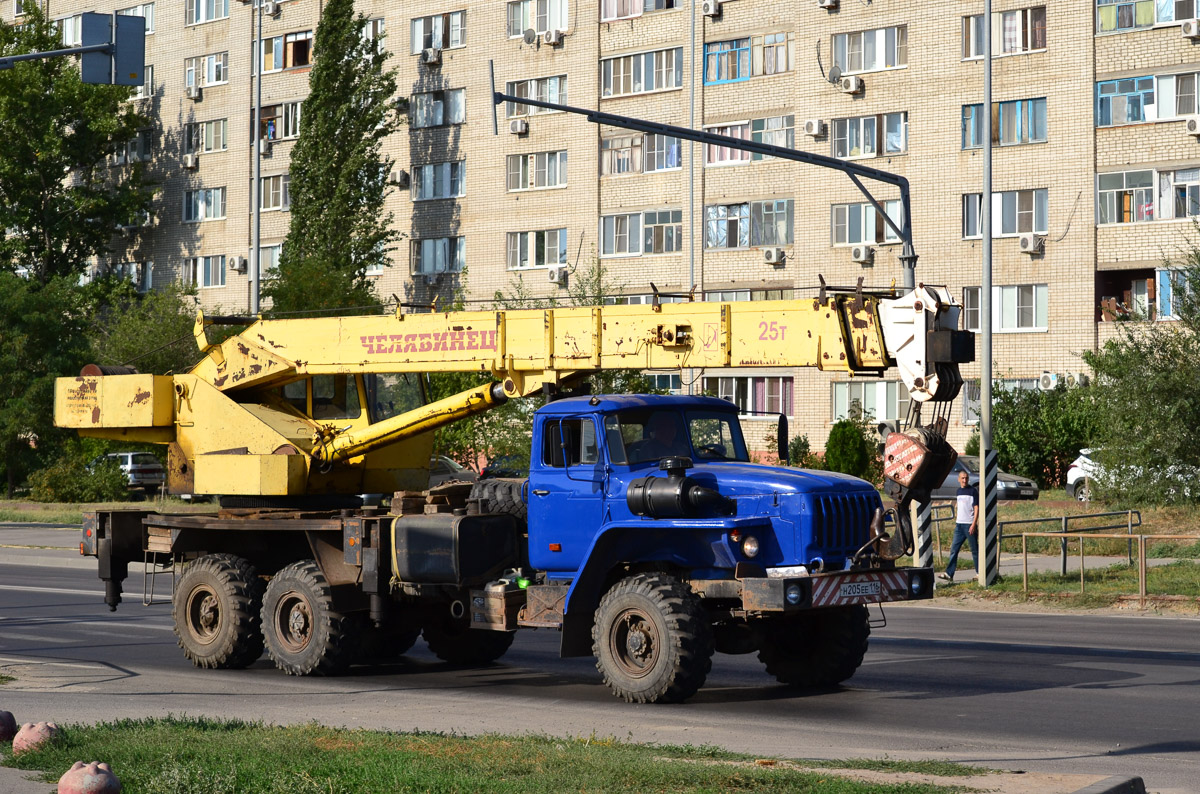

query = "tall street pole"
[
  {"left": 979, "top": 0, "right": 998, "bottom": 586},
  {"left": 250, "top": 1, "right": 263, "bottom": 315}
]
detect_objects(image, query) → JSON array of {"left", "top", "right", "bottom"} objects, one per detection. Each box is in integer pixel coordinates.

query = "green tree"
[
  {"left": 0, "top": 7, "right": 151, "bottom": 285},
  {"left": 1082, "top": 247, "right": 1200, "bottom": 503},
  {"left": 824, "top": 419, "right": 871, "bottom": 479},
  {"left": 990, "top": 382, "right": 1097, "bottom": 488},
  {"left": 264, "top": 0, "right": 400, "bottom": 315},
  {"left": 85, "top": 279, "right": 199, "bottom": 375}
]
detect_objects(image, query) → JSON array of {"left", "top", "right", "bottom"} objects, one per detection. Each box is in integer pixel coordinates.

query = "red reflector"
[
  {"left": 549, "top": 543, "right": 562, "bottom": 552},
  {"left": 79, "top": 543, "right": 85, "bottom": 555},
  {"left": 729, "top": 530, "right": 741, "bottom": 541},
  {"left": 86, "top": 529, "right": 92, "bottom": 537}
]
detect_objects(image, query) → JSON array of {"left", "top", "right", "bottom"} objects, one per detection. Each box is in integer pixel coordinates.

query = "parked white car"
[
  {"left": 1066, "top": 448, "right": 1198, "bottom": 503},
  {"left": 1066, "top": 449, "right": 1097, "bottom": 501}
]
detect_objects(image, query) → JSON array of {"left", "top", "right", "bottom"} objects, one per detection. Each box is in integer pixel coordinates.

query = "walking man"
[{"left": 938, "top": 469, "right": 978, "bottom": 583}]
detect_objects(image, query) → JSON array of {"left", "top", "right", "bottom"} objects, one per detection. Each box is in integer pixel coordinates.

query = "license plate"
[
  {"left": 1021, "top": 489, "right": 1035, "bottom": 496},
  {"left": 839, "top": 581, "right": 881, "bottom": 599}
]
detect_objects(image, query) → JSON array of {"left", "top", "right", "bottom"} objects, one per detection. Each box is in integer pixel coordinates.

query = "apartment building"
[{"left": 3, "top": 0, "right": 1193, "bottom": 453}]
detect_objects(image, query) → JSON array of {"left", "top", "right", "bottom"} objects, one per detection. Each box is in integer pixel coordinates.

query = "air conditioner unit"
[
  {"left": 1185, "top": 115, "right": 1200, "bottom": 136},
  {"left": 186, "top": 85, "right": 202, "bottom": 101},
  {"left": 1038, "top": 371, "right": 1059, "bottom": 391},
  {"left": 1018, "top": 233, "right": 1045, "bottom": 254},
  {"left": 391, "top": 169, "right": 410, "bottom": 189},
  {"left": 838, "top": 75, "right": 864, "bottom": 94},
  {"left": 803, "top": 119, "right": 825, "bottom": 137},
  {"left": 1183, "top": 19, "right": 1200, "bottom": 38},
  {"left": 419, "top": 272, "right": 441, "bottom": 287},
  {"left": 702, "top": 0, "right": 721, "bottom": 17},
  {"left": 420, "top": 47, "right": 442, "bottom": 66},
  {"left": 509, "top": 118, "right": 529, "bottom": 135},
  {"left": 183, "top": 153, "right": 199, "bottom": 170},
  {"left": 851, "top": 244, "right": 874, "bottom": 265},
  {"left": 258, "top": 138, "right": 272, "bottom": 155},
  {"left": 1064, "top": 371, "right": 1090, "bottom": 389},
  {"left": 262, "top": 0, "right": 280, "bottom": 16},
  {"left": 548, "top": 265, "right": 568, "bottom": 285},
  {"left": 543, "top": 29, "right": 563, "bottom": 46},
  {"left": 763, "top": 247, "right": 785, "bottom": 265},
  {"left": 818, "top": 0, "right": 838, "bottom": 8},
  {"left": 228, "top": 256, "right": 248, "bottom": 273}
]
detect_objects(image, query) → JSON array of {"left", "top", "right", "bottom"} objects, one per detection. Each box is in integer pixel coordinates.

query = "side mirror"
[{"left": 777, "top": 414, "right": 789, "bottom": 465}]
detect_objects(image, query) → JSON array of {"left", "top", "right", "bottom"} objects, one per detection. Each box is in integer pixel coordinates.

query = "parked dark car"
[
  {"left": 428, "top": 455, "right": 478, "bottom": 487},
  {"left": 89, "top": 451, "right": 165, "bottom": 491},
  {"left": 932, "top": 455, "right": 1039, "bottom": 500},
  {"left": 480, "top": 454, "right": 528, "bottom": 479}
]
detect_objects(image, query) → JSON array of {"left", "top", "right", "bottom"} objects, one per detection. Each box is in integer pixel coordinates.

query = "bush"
[
  {"left": 824, "top": 419, "right": 871, "bottom": 479},
  {"left": 964, "top": 432, "right": 980, "bottom": 457},
  {"left": 28, "top": 458, "right": 130, "bottom": 503},
  {"left": 787, "top": 434, "right": 825, "bottom": 470},
  {"left": 991, "top": 383, "right": 1097, "bottom": 488}
]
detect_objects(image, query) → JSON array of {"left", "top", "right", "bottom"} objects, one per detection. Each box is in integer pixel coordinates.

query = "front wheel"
[
  {"left": 423, "top": 618, "right": 514, "bottom": 665},
  {"left": 261, "top": 560, "right": 356, "bottom": 676},
  {"left": 173, "top": 553, "right": 264, "bottom": 669},
  {"left": 1074, "top": 478, "right": 1092, "bottom": 502},
  {"left": 757, "top": 605, "right": 870, "bottom": 689},
  {"left": 592, "top": 573, "right": 714, "bottom": 704}
]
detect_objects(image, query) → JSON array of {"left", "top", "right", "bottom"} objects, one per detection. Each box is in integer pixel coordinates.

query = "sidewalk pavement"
[{"left": 0, "top": 760, "right": 52, "bottom": 794}]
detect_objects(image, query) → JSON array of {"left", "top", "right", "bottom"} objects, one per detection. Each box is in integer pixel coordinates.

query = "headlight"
[
  {"left": 741, "top": 535, "right": 760, "bottom": 558},
  {"left": 911, "top": 576, "right": 924, "bottom": 597},
  {"left": 785, "top": 584, "right": 803, "bottom": 605}
]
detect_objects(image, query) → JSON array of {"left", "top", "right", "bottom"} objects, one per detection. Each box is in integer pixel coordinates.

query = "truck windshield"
[{"left": 605, "top": 408, "right": 749, "bottom": 464}]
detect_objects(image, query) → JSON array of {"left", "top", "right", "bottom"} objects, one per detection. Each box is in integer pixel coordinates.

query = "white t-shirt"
[{"left": 956, "top": 485, "right": 978, "bottom": 525}]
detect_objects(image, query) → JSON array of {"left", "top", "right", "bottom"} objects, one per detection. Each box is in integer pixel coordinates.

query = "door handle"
[{"left": 532, "top": 489, "right": 549, "bottom": 496}]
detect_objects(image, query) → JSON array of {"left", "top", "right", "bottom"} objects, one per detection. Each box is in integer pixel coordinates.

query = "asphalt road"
[{"left": 1, "top": 560, "right": 1197, "bottom": 793}]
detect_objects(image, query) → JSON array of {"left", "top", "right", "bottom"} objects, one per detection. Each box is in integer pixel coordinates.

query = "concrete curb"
[
  {"left": 2, "top": 549, "right": 96, "bottom": 570},
  {"left": 0, "top": 760, "right": 53, "bottom": 794},
  {"left": 1070, "top": 776, "right": 1147, "bottom": 794}
]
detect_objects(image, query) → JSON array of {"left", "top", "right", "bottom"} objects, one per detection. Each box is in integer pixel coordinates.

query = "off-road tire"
[
  {"left": 423, "top": 618, "right": 515, "bottom": 665},
  {"left": 470, "top": 479, "right": 527, "bottom": 529},
  {"left": 261, "top": 560, "right": 356, "bottom": 676},
  {"left": 592, "top": 573, "right": 714, "bottom": 704},
  {"left": 757, "top": 605, "right": 870, "bottom": 688},
  {"left": 173, "top": 553, "right": 265, "bottom": 669}
]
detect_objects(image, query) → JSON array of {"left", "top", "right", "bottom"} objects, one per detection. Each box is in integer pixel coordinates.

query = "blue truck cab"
[{"left": 506, "top": 394, "right": 933, "bottom": 703}]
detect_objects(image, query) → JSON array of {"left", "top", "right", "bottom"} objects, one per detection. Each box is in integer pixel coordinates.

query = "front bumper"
[{"left": 740, "top": 567, "right": 934, "bottom": 612}]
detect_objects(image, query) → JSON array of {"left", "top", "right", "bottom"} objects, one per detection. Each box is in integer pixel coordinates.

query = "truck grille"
[{"left": 808, "top": 492, "right": 880, "bottom": 557}]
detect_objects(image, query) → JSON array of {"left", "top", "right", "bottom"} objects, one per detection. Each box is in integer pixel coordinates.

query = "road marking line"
[
  {"left": 0, "top": 584, "right": 103, "bottom": 597},
  {"left": 0, "top": 655, "right": 109, "bottom": 670}
]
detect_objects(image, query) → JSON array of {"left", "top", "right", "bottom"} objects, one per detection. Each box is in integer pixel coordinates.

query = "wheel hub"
[
  {"left": 186, "top": 586, "right": 221, "bottom": 645},
  {"left": 610, "top": 609, "right": 659, "bottom": 678},
  {"left": 276, "top": 592, "right": 313, "bottom": 653}
]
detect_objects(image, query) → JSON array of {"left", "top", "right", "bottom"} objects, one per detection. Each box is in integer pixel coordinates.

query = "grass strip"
[
  {"left": 1, "top": 716, "right": 971, "bottom": 794},
  {"left": 0, "top": 508, "right": 84, "bottom": 525},
  {"left": 0, "top": 674, "right": 13, "bottom": 685},
  {"left": 933, "top": 560, "right": 1200, "bottom": 608}
]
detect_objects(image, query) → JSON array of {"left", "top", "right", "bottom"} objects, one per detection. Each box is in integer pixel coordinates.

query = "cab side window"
[
  {"left": 312, "top": 374, "right": 361, "bottom": 420},
  {"left": 542, "top": 419, "right": 599, "bottom": 467}
]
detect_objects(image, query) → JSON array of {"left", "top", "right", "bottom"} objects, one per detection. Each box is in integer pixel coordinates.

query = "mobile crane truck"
[{"left": 55, "top": 283, "right": 971, "bottom": 703}]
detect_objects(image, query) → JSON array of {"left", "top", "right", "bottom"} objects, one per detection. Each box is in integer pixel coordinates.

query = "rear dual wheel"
[
  {"left": 173, "top": 553, "right": 265, "bottom": 669},
  {"left": 261, "top": 560, "right": 356, "bottom": 676}
]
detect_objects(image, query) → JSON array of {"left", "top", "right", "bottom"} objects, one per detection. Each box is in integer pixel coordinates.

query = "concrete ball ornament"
[
  {"left": 58, "top": 761, "right": 123, "bottom": 794},
  {"left": 12, "top": 721, "right": 61, "bottom": 754},
  {"left": 0, "top": 710, "right": 16, "bottom": 741}
]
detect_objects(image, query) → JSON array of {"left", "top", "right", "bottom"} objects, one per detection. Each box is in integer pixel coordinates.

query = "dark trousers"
[{"left": 945, "top": 522, "right": 978, "bottom": 578}]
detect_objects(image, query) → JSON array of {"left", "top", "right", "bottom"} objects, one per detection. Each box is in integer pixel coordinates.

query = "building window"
[
  {"left": 645, "top": 134, "right": 681, "bottom": 171},
  {"left": 411, "top": 237, "right": 465, "bottom": 274},
  {"left": 185, "top": 119, "right": 226, "bottom": 154},
  {"left": 410, "top": 10, "right": 465, "bottom": 54},
  {"left": 601, "top": 47, "right": 682, "bottom": 97},
  {"left": 412, "top": 89, "right": 466, "bottom": 128},
  {"left": 260, "top": 174, "right": 290, "bottom": 211},
  {"left": 117, "top": 3, "right": 154, "bottom": 34},
  {"left": 506, "top": 150, "right": 567, "bottom": 191},
  {"left": 963, "top": 287, "right": 980, "bottom": 332},
  {"left": 965, "top": 7, "right": 1046, "bottom": 56},
  {"left": 363, "top": 18, "right": 386, "bottom": 51},
  {"left": 645, "top": 373, "right": 682, "bottom": 393},
  {"left": 259, "top": 243, "right": 282, "bottom": 275},
  {"left": 507, "top": 228, "right": 567, "bottom": 269},
  {"left": 413, "top": 161, "right": 465, "bottom": 201},
  {"left": 110, "top": 261, "right": 153, "bottom": 292},
  {"left": 183, "top": 188, "right": 226, "bottom": 222},
  {"left": 999, "top": 284, "right": 1048, "bottom": 330},
  {"left": 185, "top": 255, "right": 226, "bottom": 288},
  {"left": 752, "top": 33, "right": 793, "bottom": 76},
  {"left": 833, "top": 112, "right": 907, "bottom": 159},
  {"left": 643, "top": 209, "right": 683, "bottom": 253},
  {"left": 601, "top": 213, "right": 641, "bottom": 257},
  {"left": 832, "top": 200, "right": 901, "bottom": 245},
  {"left": 506, "top": 0, "right": 568, "bottom": 36},
  {"left": 705, "top": 289, "right": 795, "bottom": 302},
  {"left": 258, "top": 102, "right": 301, "bottom": 141},
  {"left": 1096, "top": 0, "right": 1155, "bottom": 33},
  {"left": 751, "top": 199, "right": 793, "bottom": 246},
  {"left": 832, "top": 380, "right": 910, "bottom": 422},
  {"left": 601, "top": 0, "right": 677, "bottom": 21},
  {"left": 505, "top": 75, "right": 567, "bottom": 117},
  {"left": 58, "top": 15, "right": 82, "bottom": 46},
  {"left": 1096, "top": 77, "right": 1155, "bottom": 126},
  {"left": 133, "top": 65, "right": 155, "bottom": 99},
  {"left": 113, "top": 129, "right": 153, "bottom": 165},
  {"left": 185, "top": 52, "right": 228, "bottom": 87},
  {"left": 750, "top": 115, "right": 795, "bottom": 160},
  {"left": 963, "top": 189, "right": 1049, "bottom": 237},
  {"left": 1171, "top": 168, "right": 1200, "bottom": 218},
  {"left": 1097, "top": 170, "right": 1154, "bottom": 224},
  {"left": 704, "top": 376, "right": 794, "bottom": 418},
  {"left": 705, "top": 203, "right": 750, "bottom": 249},
  {"left": 1157, "top": 269, "right": 1193, "bottom": 319},
  {"left": 260, "top": 31, "right": 312, "bottom": 73},
  {"left": 186, "top": 0, "right": 228, "bottom": 26},
  {"left": 705, "top": 122, "right": 750, "bottom": 165},
  {"left": 598, "top": 133, "right": 680, "bottom": 176},
  {"left": 604, "top": 293, "right": 687, "bottom": 305},
  {"left": 14, "top": 0, "right": 24, "bottom": 16},
  {"left": 1159, "top": 73, "right": 1200, "bottom": 118},
  {"left": 832, "top": 25, "right": 907, "bottom": 75},
  {"left": 963, "top": 99, "right": 1047, "bottom": 147},
  {"left": 704, "top": 39, "right": 749, "bottom": 85}
]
